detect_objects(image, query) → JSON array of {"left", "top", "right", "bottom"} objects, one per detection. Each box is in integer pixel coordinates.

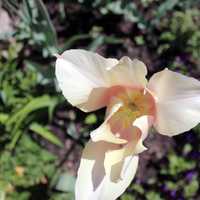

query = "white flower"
[{"left": 55, "top": 49, "right": 200, "bottom": 200}]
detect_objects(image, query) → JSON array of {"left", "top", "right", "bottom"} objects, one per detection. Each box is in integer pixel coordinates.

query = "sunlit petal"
[
  {"left": 132, "top": 115, "right": 153, "bottom": 154},
  {"left": 91, "top": 102, "right": 128, "bottom": 144},
  {"left": 148, "top": 68, "right": 200, "bottom": 136},
  {"left": 75, "top": 140, "right": 139, "bottom": 200},
  {"left": 107, "top": 57, "right": 148, "bottom": 88},
  {"left": 133, "top": 115, "right": 154, "bottom": 140},
  {"left": 55, "top": 49, "right": 118, "bottom": 112}
]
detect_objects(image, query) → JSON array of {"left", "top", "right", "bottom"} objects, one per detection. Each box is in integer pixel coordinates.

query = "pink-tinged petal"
[
  {"left": 91, "top": 102, "right": 128, "bottom": 144},
  {"left": 56, "top": 50, "right": 149, "bottom": 112},
  {"left": 91, "top": 114, "right": 150, "bottom": 155},
  {"left": 107, "top": 57, "right": 148, "bottom": 88},
  {"left": 148, "top": 68, "right": 200, "bottom": 136},
  {"left": 75, "top": 140, "right": 139, "bottom": 200},
  {"left": 55, "top": 49, "right": 118, "bottom": 112},
  {"left": 91, "top": 102, "right": 153, "bottom": 147}
]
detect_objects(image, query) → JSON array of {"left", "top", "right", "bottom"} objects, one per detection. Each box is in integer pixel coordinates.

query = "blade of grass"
[
  {"left": 6, "top": 95, "right": 56, "bottom": 127},
  {"left": 6, "top": 95, "right": 58, "bottom": 149},
  {"left": 30, "top": 123, "right": 63, "bottom": 147}
]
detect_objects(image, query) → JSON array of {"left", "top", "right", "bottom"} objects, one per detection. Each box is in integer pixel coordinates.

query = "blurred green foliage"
[
  {"left": 1, "top": 0, "right": 200, "bottom": 200},
  {"left": 0, "top": 135, "right": 56, "bottom": 199},
  {"left": 159, "top": 9, "right": 200, "bottom": 63}
]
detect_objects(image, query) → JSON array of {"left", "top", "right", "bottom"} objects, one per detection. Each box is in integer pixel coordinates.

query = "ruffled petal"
[
  {"left": 75, "top": 140, "right": 139, "bottom": 200},
  {"left": 148, "top": 68, "right": 200, "bottom": 136},
  {"left": 107, "top": 57, "right": 148, "bottom": 88},
  {"left": 55, "top": 49, "right": 118, "bottom": 112}
]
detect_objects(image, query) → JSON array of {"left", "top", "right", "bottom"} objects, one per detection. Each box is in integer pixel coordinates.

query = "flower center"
[{"left": 106, "top": 86, "right": 155, "bottom": 141}]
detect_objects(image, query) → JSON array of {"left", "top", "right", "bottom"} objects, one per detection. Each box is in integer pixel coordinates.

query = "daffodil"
[{"left": 55, "top": 49, "right": 200, "bottom": 200}]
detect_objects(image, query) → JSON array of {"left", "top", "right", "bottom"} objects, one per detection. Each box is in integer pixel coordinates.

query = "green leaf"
[
  {"left": 135, "top": 36, "right": 145, "bottom": 45},
  {"left": 61, "top": 34, "right": 91, "bottom": 51},
  {"left": 0, "top": 113, "right": 9, "bottom": 124},
  {"left": 184, "top": 178, "right": 199, "bottom": 198},
  {"left": 67, "top": 123, "right": 79, "bottom": 139},
  {"left": 55, "top": 172, "right": 76, "bottom": 193},
  {"left": 6, "top": 95, "right": 58, "bottom": 149},
  {"left": 84, "top": 114, "right": 97, "bottom": 125},
  {"left": 131, "top": 183, "right": 144, "bottom": 194},
  {"left": 7, "top": 95, "right": 56, "bottom": 127},
  {"left": 156, "top": 0, "right": 179, "bottom": 19},
  {"left": 88, "top": 35, "right": 104, "bottom": 51},
  {"left": 121, "top": 194, "right": 135, "bottom": 200},
  {"left": 50, "top": 193, "right": 74, "bottom": 200},
  {"left": 146, "top": 191, "right": 163, "bottom": 200},
  {"left": 19, "top": 0, "right": 58, "bottom": 57},
  {"left": 29, "top": 123, "right": 63, "bottom": 147},
  {"left": 34, "top": 0, "right": 57, "bottom": 47}
]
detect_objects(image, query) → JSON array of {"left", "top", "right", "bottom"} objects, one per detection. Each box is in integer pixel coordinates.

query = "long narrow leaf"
[
  {"left": 30, "top": 123, "right": 63, "bottom": 147},
  {"left": 35, "top": 0, "right": 57, "bottom": 47},
  {"left": 6, "top": 95, "right": 56, "bottom": 126}
]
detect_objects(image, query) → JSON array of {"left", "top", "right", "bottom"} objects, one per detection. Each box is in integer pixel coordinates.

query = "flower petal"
[
  {"left": 91, "top": 101, "right": 152, "bottom": 148},
  {"left": 148, "top": 68, "right": 200, "bottom": 136},
  {"left": 90, "top": 121, "right": 128, "bottom": 144},
  {"left": 55, "top": 49, "right": 118, "bottom": 112},
  {"left": 132, "top": 115, "right": 153, "bottom": 154},
  {"left": 91, "top": 102, "right": 128, "bottom": 144},
  {"left": 75, "top": 140, "right": 138, "bottom": 200},
  {"left": 56, "top": 50, "right": 148, "bottom": 112},
  {"left": 133, "top": 115, "right": 154, "bottom": 140},
  {"left": 107, "top": 57, "right": 148, "bottom": 88}
]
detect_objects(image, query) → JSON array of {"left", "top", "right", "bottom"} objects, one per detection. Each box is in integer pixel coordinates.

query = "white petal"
[
  {"left": 107, "top": 57, "right": 148, "bottom": 88},
  {"left": 132, "top": 115, "right": 153, "bottom": 154},
  {"left": 56, "top": 50, "right": 148, "bottom": 112},
  {"left": 55, "top": 49, "right": 118, "bottom": 111},
  {"left": 75, "top": 140, "right": 138, "bottom": 200},
  {"left": 148, "top": 68, "right": 200, "bottom": 136},
  {"left": 91, "top": 102, "right": 127, "bottom": 144},
  {"left": 133, "top": 115, "right": 153, "bottom": 140},
  {"left": 90, "top": 121, "right": 128, "bottom": 144},
  {"left": 92, "top": 103, "right": 152, "bottom": 149},
  {"left": 97, "top": 156, "right": 138, "bottom": 200}
]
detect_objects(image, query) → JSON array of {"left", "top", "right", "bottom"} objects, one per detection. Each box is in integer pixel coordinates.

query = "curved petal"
[
  {"left": 132, "top": 115, "right": 153, "bottom": 154},
  {"left": 75, "top": 140, "right": 138, "bottom": 200},
  {"left": 148, "top": 68, "right": 200, "bottom": 136},
  {"left": 90, "top": 102, "right": 128, "bottom": 144},
  {"left": 91, "top": 102, "right": 152, "bottom": 148},
  {"left": 55, "top": 49, "right": 118, "bottom": 112},
  {"left": 133, "top": 115, "right": 154, "bottom": 140},
  {"left": 91, "top": 116, "right": 149, "bottom": 155},
  {"left": 90, "top": 121, "right": 128, "bottom": 144},
  {"left": 107, "top": 57, "right": 148, "bottom": 88}
]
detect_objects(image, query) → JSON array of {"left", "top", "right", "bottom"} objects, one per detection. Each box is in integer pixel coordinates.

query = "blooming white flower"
[{"left": 55, "top": 49, "right": 200, "bottom": 200}]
